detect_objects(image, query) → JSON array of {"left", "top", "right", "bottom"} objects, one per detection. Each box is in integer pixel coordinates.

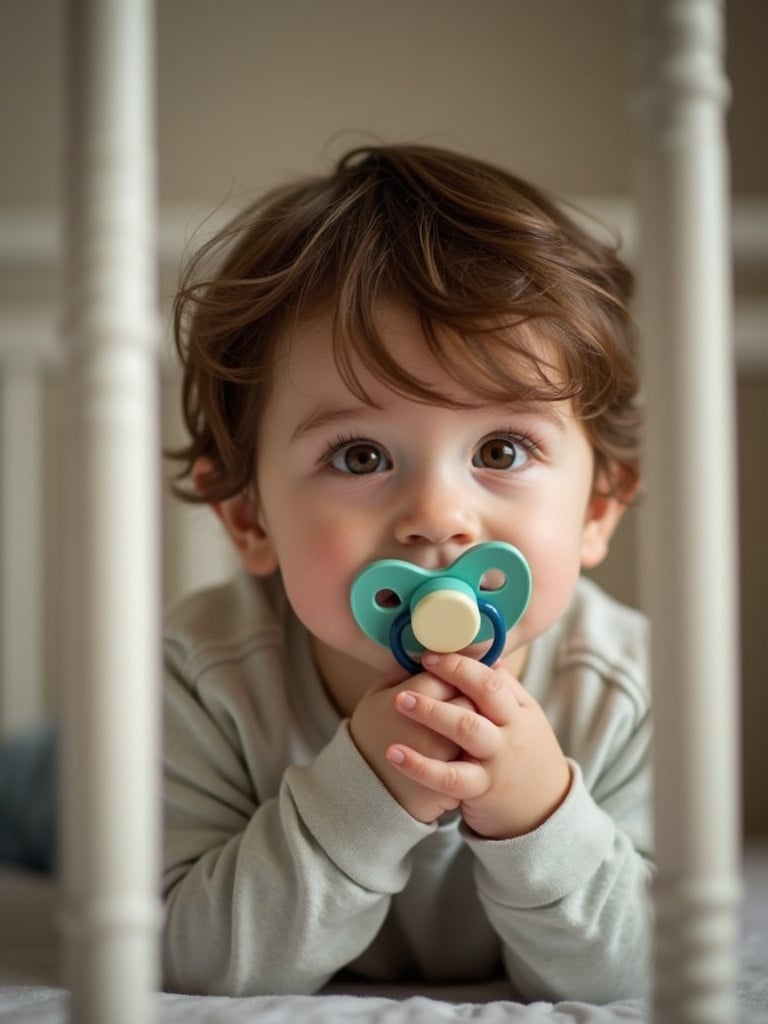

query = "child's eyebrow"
[
  {"left": 461, "top": 399, "right": 571, "bottom": 433},
  {"left": 291, "top": 399, "right": 569, "bottom": 443},
  {"left": 509, "top": 402, "right": 569, "bottom": 432},
  {"left": 290, "top": 403, "right": 375, "bottom": 442}
]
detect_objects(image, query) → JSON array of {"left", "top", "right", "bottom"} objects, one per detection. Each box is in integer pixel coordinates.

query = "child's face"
[{"left": 246, "top": 301, "right": 623, "bottom": 681}]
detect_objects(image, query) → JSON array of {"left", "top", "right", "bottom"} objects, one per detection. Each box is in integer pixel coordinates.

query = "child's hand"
[
  {"left": 387, "top": 653, "right": 571, "bottom": 839},
  {"left": 350, "top": 669, "right": 469, "bottom": 824}
]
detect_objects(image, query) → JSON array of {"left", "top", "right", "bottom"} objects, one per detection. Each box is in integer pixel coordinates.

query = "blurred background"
[{"left": 0, "top": 1, "right": 765, "bottom": 833}]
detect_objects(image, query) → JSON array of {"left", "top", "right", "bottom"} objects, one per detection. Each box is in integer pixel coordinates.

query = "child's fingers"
[
  {"left": 421, "top": 653, "right": 521, "bottom": 725},
  {"left": 385, "top": 744, "right": 487, "bottom": 799},
  {"left": 371, "top": 667, "right": 456, "bottom": 703},
  {"left": 394, "top": 689, "right": 496, "bottom": 760}
]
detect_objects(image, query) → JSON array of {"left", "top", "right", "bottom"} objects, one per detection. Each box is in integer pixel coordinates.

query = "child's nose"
[{"left": 393, "top": 474, "right": 481, "bottom": 548}]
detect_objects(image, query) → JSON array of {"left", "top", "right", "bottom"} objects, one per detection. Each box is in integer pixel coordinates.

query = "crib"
[{"left": 1, "top": 1, "right": 767, "bottom": 1022}]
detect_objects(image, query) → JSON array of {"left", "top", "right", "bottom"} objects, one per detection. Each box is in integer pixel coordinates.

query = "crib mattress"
[{"left": 1, "top": 844, "right": 767, "bottom": 1023}]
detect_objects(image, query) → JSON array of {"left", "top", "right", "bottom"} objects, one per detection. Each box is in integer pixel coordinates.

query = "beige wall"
[
  {"left": 1, "top": 1, "right": 765, "bottom": 201},
  {"left": 1, "top": 1, "right": 766, "bottom": 832},
  {"left": 737, "top": 378, "right": 768, "bottom": 835}
]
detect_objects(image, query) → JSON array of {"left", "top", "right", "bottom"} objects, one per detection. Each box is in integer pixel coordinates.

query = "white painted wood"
[
  {"left": 59, "top": 1, "right": 162, "bottom": 1022},
  {"left": 633, "top": 2, "right": 741, "bottom": 1022}
]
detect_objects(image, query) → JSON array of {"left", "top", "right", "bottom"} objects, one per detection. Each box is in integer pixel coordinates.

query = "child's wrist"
[{"left": 463, "top": 760, "right": 572, "bottom": 840}]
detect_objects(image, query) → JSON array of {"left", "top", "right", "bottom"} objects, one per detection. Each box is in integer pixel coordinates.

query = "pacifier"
[{"left": 350, "top": 541, "right": 532, "bottom": 674}]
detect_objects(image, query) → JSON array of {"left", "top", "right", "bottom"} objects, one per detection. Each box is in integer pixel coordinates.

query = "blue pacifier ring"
[{"left": 389, "top": 599, "right": 507, "bottom": 675}]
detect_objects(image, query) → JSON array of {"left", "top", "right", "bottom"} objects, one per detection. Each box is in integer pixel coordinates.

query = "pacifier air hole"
[
  {"left": 479, "top": 569, "right": 506, "bottom": 592},
  {"left": 374, "top": 589, "right": 402, "bottom": 609}
]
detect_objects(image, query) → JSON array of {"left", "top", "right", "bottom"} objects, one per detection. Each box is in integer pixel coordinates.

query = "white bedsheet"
[
  {"left": 0, "top": 988, "right": 647, "bottom": 1023},
  {"left": 1, "top": 844, "right": 766, "bottom": 1023}
]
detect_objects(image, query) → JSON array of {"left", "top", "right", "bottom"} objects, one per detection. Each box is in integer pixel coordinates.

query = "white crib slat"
[
  {"left": 60, "top": 2, "right": 162, "bottom": 1023},
  {"left": 633, "top": 2, "right": 741, "bottom": 1022}
]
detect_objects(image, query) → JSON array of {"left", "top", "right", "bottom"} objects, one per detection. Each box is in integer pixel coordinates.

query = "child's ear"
[
  {"left": 192, "top": 458, "right": 278, "bottom": 576},
  {"left": 580, "top": 466, "right": 637, "bottom": 569}
]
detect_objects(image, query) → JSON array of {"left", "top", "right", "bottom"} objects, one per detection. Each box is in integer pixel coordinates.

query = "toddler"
[{"left": 165, "top": 144, "right": 652, "bottom": 999}]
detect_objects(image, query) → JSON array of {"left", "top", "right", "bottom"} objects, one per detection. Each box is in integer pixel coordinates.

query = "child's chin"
[{"left": 364, "top": 644, "right": 403, "bottom": 675}]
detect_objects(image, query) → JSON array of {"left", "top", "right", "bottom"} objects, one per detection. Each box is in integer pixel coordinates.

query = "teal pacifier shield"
[{"left": 350, "top": 541, "right": 531, "bottom": 655}]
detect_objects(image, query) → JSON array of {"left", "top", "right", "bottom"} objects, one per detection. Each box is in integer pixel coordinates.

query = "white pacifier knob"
[{"left": 409, "top": 579, "right": 481, "bottom": 653}]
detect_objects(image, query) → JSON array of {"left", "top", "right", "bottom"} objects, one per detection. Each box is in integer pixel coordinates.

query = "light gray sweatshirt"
[{"left": 161, "top": 571, "right": 653, "bottom": 1000}]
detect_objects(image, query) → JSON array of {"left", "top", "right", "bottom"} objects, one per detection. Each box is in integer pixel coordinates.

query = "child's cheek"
[
  {"left": 278, "top": 529, "right": 361, "bottom": 642},
  {"left": 517, "top": 537, "right": 584, "bottom": 639}
]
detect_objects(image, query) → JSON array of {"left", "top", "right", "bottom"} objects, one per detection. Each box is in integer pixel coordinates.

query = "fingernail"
[
  {"left": 398, "top": 692, "right": 417, "bottom": 711},
  {"left": 387, "top": 746, "right": 405, "bottom": 765},
  {"left": 422, "top": 653, "right": 441, "bottom": 667}
]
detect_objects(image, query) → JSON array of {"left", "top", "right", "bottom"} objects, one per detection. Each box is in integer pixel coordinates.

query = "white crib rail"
[
  {"left": 60, "top": 1, "right": 162, "bottom": 1022},
  {"left": 634, "top": 2, "right": 741, "bottom": 1022}
]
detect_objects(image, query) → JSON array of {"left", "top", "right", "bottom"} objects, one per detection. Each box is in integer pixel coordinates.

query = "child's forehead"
[
  {"left": 274, "top": 299, "right": 565, "bottom": 401},
  {"left": 280, "top": 302, "right": 425, "bottom": 373}
]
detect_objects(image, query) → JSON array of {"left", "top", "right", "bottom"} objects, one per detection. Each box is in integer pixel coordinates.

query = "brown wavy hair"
[{"left": 170, "top": 144, "right": 641, "bottom": 503}]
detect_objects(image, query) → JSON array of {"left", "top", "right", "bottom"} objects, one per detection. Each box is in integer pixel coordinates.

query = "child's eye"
[
  {"left": 472, "top": 435, "right": 532, "bottom": 471},
  {"left": 328, "top": 440, "right": 392, "bottom": 475}
]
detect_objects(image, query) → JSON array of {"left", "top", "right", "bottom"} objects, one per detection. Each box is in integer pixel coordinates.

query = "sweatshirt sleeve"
[
  {"left": 463, "top": 665, "right": 654, "bottom": 1004},
  {"left": 161, "top": 669, "right": 434, "bottom": 996}
]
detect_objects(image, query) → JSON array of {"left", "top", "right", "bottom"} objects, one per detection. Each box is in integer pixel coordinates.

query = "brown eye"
[
  {"left": 331, "top": 442, "right": 389, "bottom": 474},
  {"left": 473, "top": 437, "right": 524, "bottom": 471}
]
